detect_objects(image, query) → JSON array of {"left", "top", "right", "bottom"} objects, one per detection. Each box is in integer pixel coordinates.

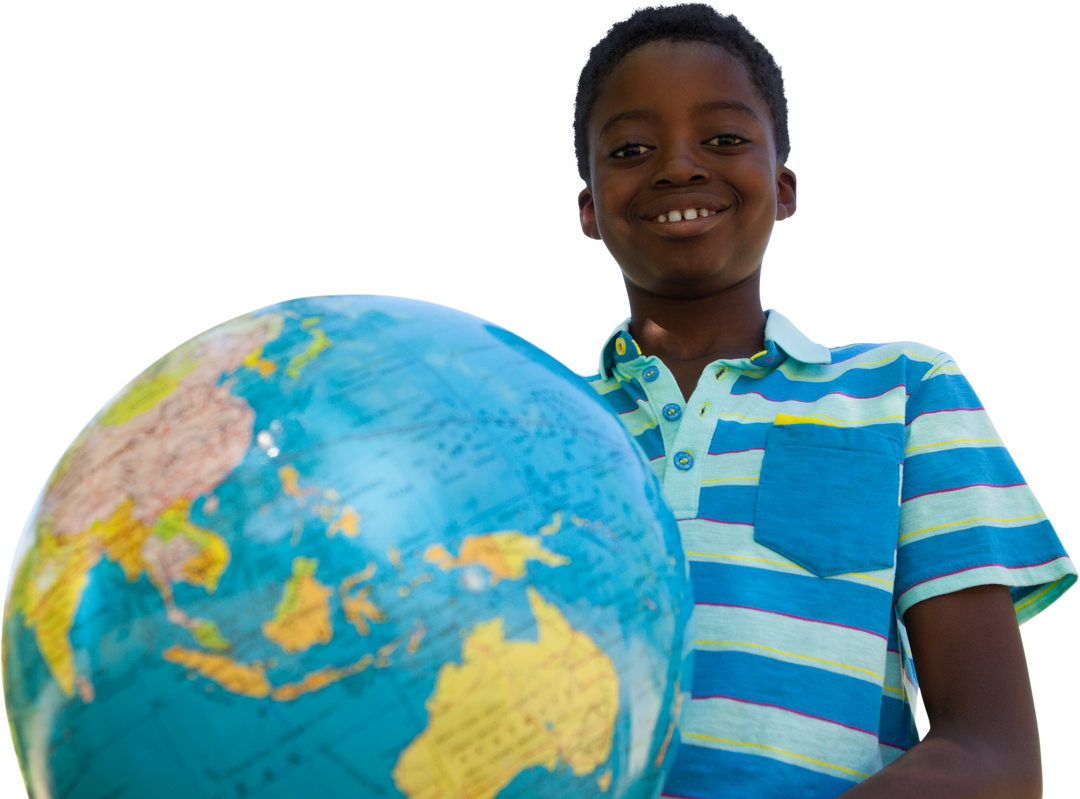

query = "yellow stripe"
[
  {"left": 774, "top": 413, "right": 840, "bottom": 427},
  {"left": 695, "top": 640, "right": 884, "bottom": 680},
  {"left": 682, "top": 732, "right": 871, "bottom": 779},
  {"left": 902, "top": 436, "right": 1002, "bottom": 455},
  {"left": 626, "top": 418, "right": 656, "bottom": 436},
  {"left": 898, "top": 511, "right": 1049, "bottom": 542},
  {"left": 700, "top": 476, "right": 760, "bottom": 484},
  {"left": 594, "top": 382, "right": 621, "bottom": 394},
  {"left": 1015, "top": 580, "right": 1058, "bottom": 613},
  {"left": 883, "top": 685, "right": 904, "bottom": 697}
]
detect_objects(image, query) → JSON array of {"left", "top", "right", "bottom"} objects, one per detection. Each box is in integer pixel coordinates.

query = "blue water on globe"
[{"left": 3, "top": 295, "right": 692, "bottom": 799}]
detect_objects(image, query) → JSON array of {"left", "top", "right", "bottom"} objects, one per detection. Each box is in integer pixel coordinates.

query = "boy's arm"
[{"left": 841, "top": 584, "right": 1041, "bottom": 799}]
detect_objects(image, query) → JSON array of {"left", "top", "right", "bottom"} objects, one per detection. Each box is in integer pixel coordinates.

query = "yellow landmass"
[
  {"left": 8, "top": 525, "right": 101, "bottom": 697},
  {"left": 162, "top": 646, "right": 271, "bottom": 698},
  {"left": 263, "top": 557, "right": 333, "bottom": 653},
  {"left": 191, "top": 619, "right": 232, "bottom": 651},
  {"left": 162, "top": 644, "right": 380, "bottom": 703},
  {"left": 271, "top": 654, "right": 374, "bottom": 702},
  {"left": 97, "top": 498, "right": 153, "bottom": 581},
  {"left": 241, "top": 346, "right": 277, "bottom": 377},
  {"left": 598, "top": 769, "right": 613, "bottom": 792},
  {"left": 153, "top": 499, "right": 231, "bottom": 592},
  {"left": 341, "top": 582, "right": 385, "bottom": 636},
  {"left": 327, "top": 505, "right": 360, "bottom": 538},
  {"left": 392, "top": 588, "right": 618, "bottom": 799},
  {"left": 539, "top": 511, "right": 563, "bottom": 536},
  {"left": 278, "top": 466, "right": 361, "bottom": 544},
  {"left": 285, "top": 328, "right": 331, "bottom": 379},
  {"left": 343, "top": 563, "right": 376, "bottom": 586},
  {"left": 279, "top": 465, "right": 317, "bottom": 507},
  {"left": 407, "top": 624, "right": 426, "bottom": 654},
  {"left": 423, "top": 533, "right": 570, "bottom": 585}
]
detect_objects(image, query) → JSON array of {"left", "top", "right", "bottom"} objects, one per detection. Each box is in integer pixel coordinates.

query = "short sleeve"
[{"left": 895, "top": 353, "right": 1076, "bottom": 622}]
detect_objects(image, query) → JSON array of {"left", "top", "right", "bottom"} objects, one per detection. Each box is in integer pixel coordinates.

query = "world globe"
[{"left": 3, "top": 296, "right": 692, "bottom": 799}]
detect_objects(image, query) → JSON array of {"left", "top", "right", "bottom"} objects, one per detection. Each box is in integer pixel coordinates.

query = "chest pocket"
[{"left": 753, "top": 422, "right": 902, "bottom": 577}]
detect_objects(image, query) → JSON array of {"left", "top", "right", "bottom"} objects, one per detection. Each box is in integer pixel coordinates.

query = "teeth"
[{"left": 654, "top": 208, "right": 715, "bottom": 223}]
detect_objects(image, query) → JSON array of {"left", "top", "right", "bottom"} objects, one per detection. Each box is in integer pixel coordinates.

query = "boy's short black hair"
[{"left": 574, "top": 4, "right": 790, "bottom": 182}]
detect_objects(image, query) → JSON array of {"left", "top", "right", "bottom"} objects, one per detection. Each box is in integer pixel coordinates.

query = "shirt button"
[
  {"left": 715, "top": 366, "right": 727, "bottom": 380},
  {"left": 642, "top": 365, "right": 659, "bottom": 382},
  {"left": 662, "top": 403, "right": 682, "bottom": 421},
  {"left": 674, "top": 451, "right": 694, "bottom": 471}
]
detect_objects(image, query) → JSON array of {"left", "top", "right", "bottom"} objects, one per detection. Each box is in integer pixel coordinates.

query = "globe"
[{"left": 3, "top": 296, "right": 692, "bottom": 799}]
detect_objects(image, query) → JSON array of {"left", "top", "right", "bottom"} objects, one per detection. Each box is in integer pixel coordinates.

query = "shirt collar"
[{"left": 598, "top": 309, "right": 831, "bottom": 379}]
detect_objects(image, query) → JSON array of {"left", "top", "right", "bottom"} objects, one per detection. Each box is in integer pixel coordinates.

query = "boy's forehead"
[
  {"left": 609, "top": 40, "right": 751, "bottom": 99},
  {"left": 613, "top": 39, "right": 747, "bottom": 83},
  {"left": 591, "top": 40, "right": 764, "bottom": 128},
  {"left": 620, "top": 38, "right": 738, "bottom": 67}
]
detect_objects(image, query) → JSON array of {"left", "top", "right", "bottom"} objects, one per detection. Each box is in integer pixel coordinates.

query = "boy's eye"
[
  {"left": 610, "top": 142, "right": 653, "bottom": 159},
  {"left": 613, "top": 134, "right": 747, "bottom": 158},
  {"left": 706, "top": 134, "right": 748, "bottom": 147}
]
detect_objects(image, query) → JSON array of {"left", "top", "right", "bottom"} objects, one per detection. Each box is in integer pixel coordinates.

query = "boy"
[{"left": 575, "top": 5, "right": 1075, "bottom": 798}]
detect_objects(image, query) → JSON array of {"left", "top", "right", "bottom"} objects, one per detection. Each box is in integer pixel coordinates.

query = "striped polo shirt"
[{"left": 584, "top": 310, "right": 1075, "bottom": 799}]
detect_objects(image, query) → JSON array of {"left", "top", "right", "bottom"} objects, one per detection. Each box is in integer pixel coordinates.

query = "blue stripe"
[
  {"left": 601, "top": 388, "right": 638, "bottom": 415},
  {"left": 691, "top": 650, "right": 882, "bottom": 734},
  {"left": 708, "top": 421, "right": 771, "bottom": 454},
  {"left": 691, "top": 561, "right": 892, "bottom": 634},
  {"left": 901, "top": 447, "right": 1025, "bottom": 501},
  {"left": 897, "top": 520, "right": 1067, "bottom": 594},
  {"left": 731, "top": 367, "right": 905, "bottom": 404},
  {"left": 876, "top": 695, "right": 915, "bottom": 749},
  {"left": 906, "top": 373, "right": 983, "bottom": 422},
  {"left": 828, "top": 343, "right": 889, "bottom": 363},
  {"left": 697, "top": 485, "right": 758, "bottom": 525},
  {"left": 663, "top": 741, "right": 858, "bottom": 799},
  {"left": 634, "top": 425, "right": 666, "bottom": 460}
]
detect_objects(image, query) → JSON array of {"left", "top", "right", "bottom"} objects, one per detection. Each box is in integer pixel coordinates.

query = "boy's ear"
[
  {"left": 578, "top": 187, "right": 602, "bottom": 240},
  {"left": 781, "top": 167, "right": 799, "bottom": 224}
]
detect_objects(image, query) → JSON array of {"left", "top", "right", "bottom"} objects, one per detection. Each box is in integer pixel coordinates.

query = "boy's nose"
[{"left": 651, "top": 149, "right": 710, "bottom": 186}]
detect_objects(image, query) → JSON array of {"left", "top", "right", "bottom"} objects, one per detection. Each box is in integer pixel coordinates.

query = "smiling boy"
[{"left": 575, "top": 6, "right": 1075, "bottom": 798}]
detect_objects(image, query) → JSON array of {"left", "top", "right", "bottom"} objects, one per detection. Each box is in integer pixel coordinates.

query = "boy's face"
[{"left": 579, "top": 41, "right": 796, "bottom": 300}]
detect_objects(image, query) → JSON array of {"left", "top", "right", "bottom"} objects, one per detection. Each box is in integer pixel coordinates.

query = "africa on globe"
[{"left": 3, "top": 296, "right": 692, "bottom": 799}]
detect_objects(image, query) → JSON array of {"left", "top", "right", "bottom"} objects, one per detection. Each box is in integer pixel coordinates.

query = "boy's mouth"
[
  {"left": 650, "top": 207, "right": 721, "bottom": 223},
  {"left": 643, "top": 207, "right": 730, "bottom": 235}
]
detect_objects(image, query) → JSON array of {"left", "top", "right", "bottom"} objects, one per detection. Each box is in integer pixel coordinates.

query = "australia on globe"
[{"left": 3, "top": 295, "right": 692, "bottom": 799}]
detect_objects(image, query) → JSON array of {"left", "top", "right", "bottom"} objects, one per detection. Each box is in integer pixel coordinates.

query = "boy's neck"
[{"left": 625, "top": 269, "right": 767, "bottom": 366}]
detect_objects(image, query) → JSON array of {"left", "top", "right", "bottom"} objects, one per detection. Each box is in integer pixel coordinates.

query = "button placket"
[
  {"left": 662, "top": 364, "right": 743, "bottom": 518},
  {"left": 625, "top": 360, "right": 684, "bottom": 465}
]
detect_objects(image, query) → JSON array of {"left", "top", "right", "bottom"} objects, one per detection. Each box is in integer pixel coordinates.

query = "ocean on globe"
[{"left": 3, "top": 296, "right": 693, "bottom": 799}]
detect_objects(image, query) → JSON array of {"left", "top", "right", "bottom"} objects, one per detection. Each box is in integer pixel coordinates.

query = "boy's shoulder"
[{"left": 825, "top": 339, "right": 951, "bottom": 368}]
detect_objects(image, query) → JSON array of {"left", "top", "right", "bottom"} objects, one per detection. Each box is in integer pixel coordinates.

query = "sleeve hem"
[{"left": 896, "top": 557, "right": 1077, "bottom": 620}]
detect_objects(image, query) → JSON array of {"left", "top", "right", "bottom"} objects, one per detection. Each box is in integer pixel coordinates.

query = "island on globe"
[{"left": 3, "top": 295, "right": 693, "bottom": 799}]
